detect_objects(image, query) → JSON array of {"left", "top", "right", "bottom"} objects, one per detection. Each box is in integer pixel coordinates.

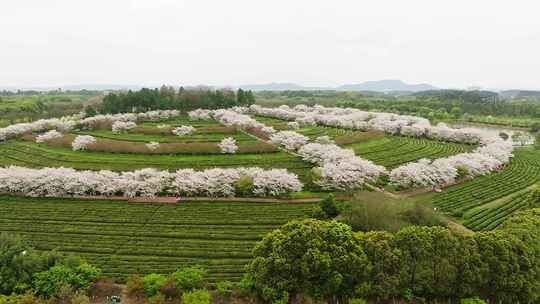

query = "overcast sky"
[{"left": 1, "top": 0, "right": 539, "bottom": 90}]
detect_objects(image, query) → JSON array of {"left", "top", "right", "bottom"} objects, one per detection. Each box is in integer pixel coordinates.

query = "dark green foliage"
[
  {"left": 247, "top": 219, "right": 370, "bottom": 302},
  {"left": 102, "top": 87, "right": 255, "bottom": 114},
  {"left": 313, "top": 194, "right": 340, "bottom": 219},
  {"left": 0, "top": 233, "right": 61, "bottom": 295},
  {"left": 320, "top": 195, "right": 339, "bottom": 218},
  {"left": 84, "top": 105, "right": 97, "bottom": 117},
  {"left": 248, "top": 208, "right": 540, "bottom": 303},
  {"left": 530, "top": 122, "right": 540, "bottom": 133}
]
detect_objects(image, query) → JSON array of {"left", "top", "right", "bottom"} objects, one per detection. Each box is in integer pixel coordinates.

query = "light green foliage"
[
  {"left": 460, "top": 296, "right": 486, "bottom": 304},
  {"left": 456, "top": 165, "right": 469, "bottom": 178},
  {"left": 181, "top": 289, "right": 211, "bottom": 304},
  {"left": 142, "top": 274, "right": 167, "bottom": 296},
  {"left": 146, "top": 294, "right": 166, "bottom": 304},
  {"left": 171, "top": 266, "right": 206, "bottom": 292},
  {"left": 33, "top": 262, "right": 101, "bottom": 297},
  {"left": 215, "top": 281, "right": 234, "bottom": 297},
  {"left": 234, "top": 175, "right": 254, "bottom": 195}
]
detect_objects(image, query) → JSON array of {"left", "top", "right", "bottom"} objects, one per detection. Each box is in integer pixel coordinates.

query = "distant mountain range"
[{"left": 239, "top": 79, "right": 438, "bottom": 92}]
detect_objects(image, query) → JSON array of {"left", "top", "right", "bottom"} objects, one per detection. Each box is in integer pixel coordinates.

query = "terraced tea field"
[
  {"left": 347, "top": 137, "right": 473, "bottom": 168},
  {"left": 434, "top": 149, "right": 540, "bottom": 229},
  {"left": 0, "top": 195, "right": 316, "bottom": 281}
]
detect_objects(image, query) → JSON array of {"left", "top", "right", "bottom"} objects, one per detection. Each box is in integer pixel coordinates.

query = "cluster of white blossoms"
[
  {"left": 35, "top": 130, "right": 63, "bottom": 143},
  {"left": 174, "top": 167, "right": 302, "bottom": 197},
  {"left": 81, "top": 110, "right": 181, "bottom": 130},
  {"left": 112, "top": 121, "right": 137, "bottom": 133},
  {"left": 71, "top": 135, "right": 97, "bottom": 151},
  {"left": 298, "top": 143, "right": 387, "bottom": 190},
  {"left": 270, "top": 131, "right": 309, "bottom": 150},
  {"left": 389, "top": 141, "right": 513, "bottom": 188},
  {"left": 287, "top": 121, "right": 300, "bottom": 129},
  {"left": 188, "top": 109, "right": 213, "bottom": 120},
  {"left": 0, "top": 166, "right": 304, "bottom": 198},
  {"left": 172, "top": 125, "right": 196, "bottom": 136},
  {"left": 212, "top": 109, "right": 275, "bottom": 135},
  {"left": 145, "top": 142, "right": 160, "bottom": 151},
  {"left": 250, "top": 104, "right": 515, "bottom": 189},
  {"left": 0, "top": 110, "right": 182, "bottom": 140},
  {"left": 218, "top": 137, "right": 238, "bottom": 154},
  {"left": 0, "top": 118, "right": 75, "bottom": 142},
  {"left": 249, "top": 105, "right": 490, "bottom": 144}
]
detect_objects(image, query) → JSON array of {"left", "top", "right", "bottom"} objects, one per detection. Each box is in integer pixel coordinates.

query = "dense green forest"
[{"left": 101, "top": 86, "right": 255, "bottom": 113}]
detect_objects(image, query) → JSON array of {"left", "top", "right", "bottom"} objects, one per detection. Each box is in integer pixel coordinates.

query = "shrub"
[
  {"left": 126, "top": 275, "right": 146, "bottom": 300},
  {"left": 399, "top": 203, "right": 444, "bottom": 227},
  {"left": 142, "top": 274, "right": 167, "bottom": 296},
  {"left": 215, "top": 281, "right": 234, "bottom": 297},
  {"left": 70, "top": 291, "right": 91, "bottom": 304},
  {"left": 33, "top": 263, "right": 100, "bottom": 297},
  {"left": 171, "top": 266, "right": 206, "bottom": 292},
  {"left": 456, "top": 165, "right": 470, "bottom": 178},
  {"left": 320, "top": 194, "right": 339, "bottom": 218},
  {"left": 461, "top": 297, "right": 486, "bottom": 304},
  {"left": 89, "top": 278, "right": 121, "bottom": 299},
  {"left": 182, "top": 289, "right": 210, "bottom": 304},
  {"left": 159, "top": 277, "right": 179, "bottom": 299},
  {"left": 349, "top": 299, "right": 367, "bottom": 304},
  {"left": 146, "top": 294, "right": 166, "bottom": 304},
  {"left": 235, "top": 175, "right": 254, "bottom": 196}
]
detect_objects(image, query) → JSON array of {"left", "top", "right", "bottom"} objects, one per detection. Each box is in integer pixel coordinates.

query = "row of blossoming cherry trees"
[{"left": 0, "top": 104, "right": 513, "bottom": 198}]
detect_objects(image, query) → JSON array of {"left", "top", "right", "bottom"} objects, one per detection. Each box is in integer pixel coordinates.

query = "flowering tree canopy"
[
  {"left": 72, "top": 135, "right": 97, "bottom": 151},
  {"left": 218, "top": 137, "right": 239, "bottom": 154},
  {"left": 172, "top": 125, "right": 196, "bottom": 136},
  {"left": 0, "top": 166, "right": 302, "bottom": 198},
  {"left": 35, "top": 130, "right": 63, "bottom": 143},
  {"left": 112, "top": 121, "right": 137, "bottom": 133}
]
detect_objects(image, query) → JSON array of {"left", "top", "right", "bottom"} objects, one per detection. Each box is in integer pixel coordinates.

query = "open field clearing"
[{"left": 0, "top": 195, "right": 316, "bottom": 281}]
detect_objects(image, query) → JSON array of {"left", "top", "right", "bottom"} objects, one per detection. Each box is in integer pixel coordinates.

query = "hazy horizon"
[{"left": 2, "top": 0, "right": 539, "bottom": 90}]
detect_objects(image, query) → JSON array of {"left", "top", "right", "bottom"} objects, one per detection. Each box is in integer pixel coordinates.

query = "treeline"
[
  {"left": 339, "top": 91, "right": 540, "bottom": 119},
  {"left": 101, "top": 86, "right": 255, "bottom": 113},
  {"left": 245, "top": 208, "right": 540, "bottom": 303}
]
